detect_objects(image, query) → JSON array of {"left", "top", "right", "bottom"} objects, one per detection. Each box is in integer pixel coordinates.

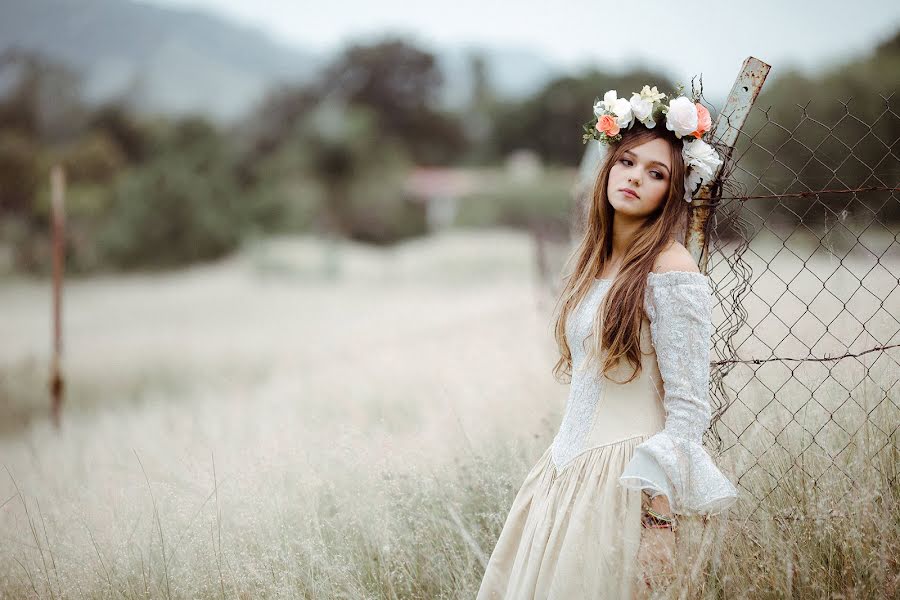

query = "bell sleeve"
[{"left": 617, "top": 270, "right": 739, "bottom": 515}]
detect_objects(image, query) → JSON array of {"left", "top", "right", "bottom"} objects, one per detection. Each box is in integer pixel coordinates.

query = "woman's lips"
[{"left": 620, "top": 188, "right": 639, "bottom": 199}]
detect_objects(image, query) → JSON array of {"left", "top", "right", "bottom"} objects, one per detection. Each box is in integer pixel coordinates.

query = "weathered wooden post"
[
  {"left": 50, "top": 164, "right": 66, "bottom": 429},
  {"left": 686, "top": 56, "right": 771, "bottom": 271}
]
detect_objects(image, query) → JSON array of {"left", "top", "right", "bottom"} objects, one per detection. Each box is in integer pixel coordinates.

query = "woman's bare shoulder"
[{"left": 652, "top": 240, "right": 700, "bottom": 274}]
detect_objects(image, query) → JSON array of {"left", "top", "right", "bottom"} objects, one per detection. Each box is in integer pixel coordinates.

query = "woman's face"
[{"left": 606, "top": 137, "right": 673, "bottom": 220}]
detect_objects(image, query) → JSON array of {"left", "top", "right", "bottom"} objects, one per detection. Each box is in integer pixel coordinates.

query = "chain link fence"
[{"left": 703, "top": 91, "right": 900, "bottom": 521}]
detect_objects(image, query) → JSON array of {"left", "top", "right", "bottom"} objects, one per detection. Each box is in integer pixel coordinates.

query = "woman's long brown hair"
[{"left": 552, "top": 126, "right": 691, "bottom": 384}]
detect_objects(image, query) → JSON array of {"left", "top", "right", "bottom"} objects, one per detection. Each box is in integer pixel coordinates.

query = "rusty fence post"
[
  {"left": 50, "top": 164, "right": 66, "bottom": 429},
  {"left": 686, "top": 56, "right": 771, "bottom": 272}
]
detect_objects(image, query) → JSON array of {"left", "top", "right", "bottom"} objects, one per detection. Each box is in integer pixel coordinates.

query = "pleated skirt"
[{"left": 476, "top": 434, "right": 651, "bottom": 600}]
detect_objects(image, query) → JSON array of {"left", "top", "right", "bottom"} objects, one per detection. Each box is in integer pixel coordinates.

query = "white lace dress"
[{"left": 476, "top": 270, "right": 739, "bottom": 600}]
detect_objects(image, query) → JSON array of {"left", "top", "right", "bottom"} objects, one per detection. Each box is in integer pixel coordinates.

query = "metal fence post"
[{"left": 686, "top": 57, "right": 771, "bottom": 272}]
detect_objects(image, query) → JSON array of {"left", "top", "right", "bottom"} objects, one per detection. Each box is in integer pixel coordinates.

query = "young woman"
[{"left": 476, "top": 86, "right": 739, "bottom": 599}]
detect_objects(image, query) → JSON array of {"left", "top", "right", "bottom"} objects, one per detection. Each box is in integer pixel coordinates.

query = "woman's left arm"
[{"left": 618, "top": 270, "right": 739, "bottom": 516}]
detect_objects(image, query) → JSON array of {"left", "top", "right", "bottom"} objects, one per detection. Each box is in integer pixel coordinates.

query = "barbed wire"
[
  {"left": 692, "top": 185, "right": 900, "bottom": 205},
  {"left": 711, "top": 342, "right": 900, "bottom": 367}
]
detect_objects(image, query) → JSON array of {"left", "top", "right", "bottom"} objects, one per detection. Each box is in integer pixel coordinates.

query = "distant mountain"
[
  {"left": 0, "top": 0, "right": 565, "bottom": 123},
  {"left": 0, "top": 0, "right": 324, "bottom": 122}
]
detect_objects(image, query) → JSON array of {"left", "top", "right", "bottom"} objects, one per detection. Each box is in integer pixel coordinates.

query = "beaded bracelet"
[{"left": 641, "top": 506, "right": 678, "bottom": 531}]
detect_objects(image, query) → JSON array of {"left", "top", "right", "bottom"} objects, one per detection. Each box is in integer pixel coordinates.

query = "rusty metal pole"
[
  {"left": 50, "top": 164, "right": 66, "bottom": 429},
  {"left": 686, "top": 57, "right": 771, "bottom": 272}
]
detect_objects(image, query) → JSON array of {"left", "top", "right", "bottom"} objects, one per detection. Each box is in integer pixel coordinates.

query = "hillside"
[
  {"left": 0, "top": 0, "right": 323, "bottom": 121},
  {"left": 0, "top": 0, "right": 564, "bottom": 122}
]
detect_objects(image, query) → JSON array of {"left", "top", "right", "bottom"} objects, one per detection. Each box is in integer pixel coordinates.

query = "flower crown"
[{"left": 582, "top": 84, "right": 723, "bottom": 202}]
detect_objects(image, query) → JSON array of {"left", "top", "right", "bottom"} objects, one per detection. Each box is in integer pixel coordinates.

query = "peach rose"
[
  {"left": 691, "top": 103, "right": 711, "bottom": 139},
  {"left": 596, "top": 114, "right": 620, "bottom": 136}
]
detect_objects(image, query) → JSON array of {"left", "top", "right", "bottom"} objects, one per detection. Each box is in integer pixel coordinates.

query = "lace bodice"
[{"left": 552, "top": 270, "right": 738, "bottom": 516}]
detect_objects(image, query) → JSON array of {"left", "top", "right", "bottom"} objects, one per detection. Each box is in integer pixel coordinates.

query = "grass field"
[{"left": 1, "top": 228, "right": 898, "bottom": 598}]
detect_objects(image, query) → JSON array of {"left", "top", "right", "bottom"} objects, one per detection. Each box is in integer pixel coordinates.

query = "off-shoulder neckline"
[
  {"left": 593, "top": 270, "right": 708, "bottom": 285},
  {"left": 647, "top": 270, "right": 708, "bottom": 285}
]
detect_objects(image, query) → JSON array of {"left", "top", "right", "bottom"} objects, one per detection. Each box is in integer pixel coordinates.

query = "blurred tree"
[
  {"left": 460, "top": 51, "right": 496, "bottom": 164},
  {"left": 728, "top": 27, "right": 900, "bottom": 231},
  {"left": 315, "top": 36, "right": 466, "bottom": 165},
  {"left": 234, "top": 37, "right": 446, "bottom": 253},
  {"left": 56, "top": 131, "right": 127, "bottom": 185},
  {"left": 0, "top": 132, "right": 42, "bottom": 217},
  {"left": 301, "top": 102, "right": 421, "bottom": 247},
  {"left": 232, "top": 83, "right": 320, "bottom": 188},
  {"left": 0, "top": 50, "right": 83, "bottom": 272},
  {"left": 86, "top": 102, "right": 155, "bottom": 164},
  {"left": 0, "top": 48, "right": 87, "bottom": 144},
  {"left": 96, "top": 116, "right": 249, "bottom": 270}
]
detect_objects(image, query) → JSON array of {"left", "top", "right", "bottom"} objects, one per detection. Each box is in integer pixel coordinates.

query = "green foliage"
[
  {"left": 87, "top": 102, "right": 156, "bottom": 163},
  {"left": 96, "top": 151, "right": 248, "bottom": 270},
  {"left": 55, "top": 131, "right": 128, "bottom": 183},
  {"left": 3, "top": 30, "right": 900, "bottom": 275},
  {"left": 316, "top": 36, "right": 467, "bottom": 165},
  {"left": 718, "top": 31, "right": 900, "bottom": 233},
  {"left": 237, "top": 102, "right": 428, "bottom": 245},
  {"left": 0, "top": 131, "right": 43, "bottom": 216},
  {"left": 345, "top": 164, "right": 427, "bottom": 245},
  {"left": 295, "top": 104, "right": 427, "bottom": 244}
]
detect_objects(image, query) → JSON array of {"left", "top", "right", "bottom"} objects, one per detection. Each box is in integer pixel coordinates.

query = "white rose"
[
  {"left": 682, "top": 138, "right": 722, "bottom": 176},
  {"left": 602, "top": 90, "right": 618, "bottom": 110},
  {"left": 610, "top": 97, "right": 634, "bottom": 129},
  {"left": 681, "top": 138, "right": 722, "bottom": 201},
  {"left": 665, "top": 96, "right": 699, "bottom": 138},
  {"left": 595, "top": 90, "right": 619, "bottom": 115},
  {"left": 683, "top": 168, "right": 704, "bottom": 202},
  {"left": 629, "top": 93, "right": 655, "bottom": 128}
]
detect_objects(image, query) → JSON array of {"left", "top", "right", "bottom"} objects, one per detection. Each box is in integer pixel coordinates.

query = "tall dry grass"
[{"left": 0, "top": 228, "right": 898, "bottom": 598}]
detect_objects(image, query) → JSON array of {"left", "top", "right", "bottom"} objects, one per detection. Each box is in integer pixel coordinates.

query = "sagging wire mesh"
[{"left": 699, "top": 91, "right": 900, "bottom": 521}]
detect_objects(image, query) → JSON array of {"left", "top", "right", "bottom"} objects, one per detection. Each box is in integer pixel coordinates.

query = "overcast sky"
[{"left": 143, "top": 0, "right": 900, "bottom": 101}]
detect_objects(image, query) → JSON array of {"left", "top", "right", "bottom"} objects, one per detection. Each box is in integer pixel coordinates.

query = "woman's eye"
[{"left": 620, "top": 158, "right": 664, "bottom": 179}]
